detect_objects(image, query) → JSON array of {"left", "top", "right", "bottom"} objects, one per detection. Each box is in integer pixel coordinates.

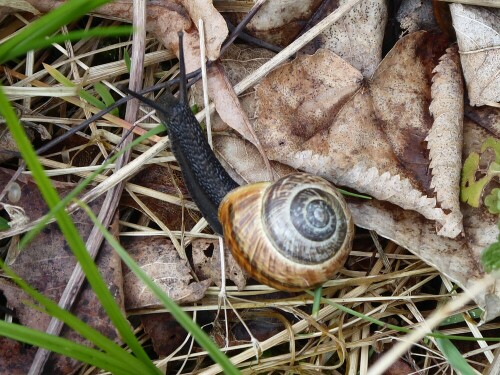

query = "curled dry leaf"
[
  {"left": 122, "top": 236, "right": 210, "bottom": 310},
  {"left": 255, "top": 31, "right": 462, "bottom": 236},
  {"left": 302, "top": 0, "right": 388, "bottom": 78},
  {"left": 193, "top": 44, "right": 276, "bottom": 132},
  {"left": 191, "top": 238, "right": 247, "bottom": 290},
  {"left": 427, "top": 46, "right": 464, "bottom": 237},
  {"left": 450, "top": 4, "right": 500, "bottom": 107}
]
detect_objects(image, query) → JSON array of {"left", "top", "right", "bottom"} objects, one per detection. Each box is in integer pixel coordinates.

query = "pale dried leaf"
[
  {"left": 191, "top": 238, "right": 247, "bottom": 290},
  {"left": 303, "top": 0, "right": 388, "bottom": 78},
  {"left": 227, "top": 0, "right": 322, "bottom": 47},
  {"left": 450, "top": 3, "right": 500, "bottom": 106},
  {"left": 123, "top": 237, "right": 210, "bottom": 309},
  {"left": 427, "top": 46, "right": 464, "bottom": 237},
  {"left": 255, "top": 48, "right": 363, "bottom": 160},
  {"left": 179, "top": 0, "right": 228, "bottom": 61}
]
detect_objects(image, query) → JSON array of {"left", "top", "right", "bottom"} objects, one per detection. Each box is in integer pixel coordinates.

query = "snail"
[{"left": 126, "top": 33, "right": 354, "bottom": 291}]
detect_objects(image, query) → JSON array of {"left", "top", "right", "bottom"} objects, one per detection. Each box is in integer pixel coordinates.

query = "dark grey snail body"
[{"left": 129, "top": 33, "right": 354, "bottom": 291}]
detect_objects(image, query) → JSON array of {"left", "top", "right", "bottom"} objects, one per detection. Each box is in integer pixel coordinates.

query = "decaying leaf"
[
  {"left": 450, "top": 3, "right": 500, "bottom": 107},
  {"left": 427, "top": 46, "right": 464, "bottom": 237},
  {"left": 255, "top": 31, "right": 462, "bottom": 236},
  {"left": 0, "top": 169, "right": 123, "bottom": 374},
  {"left": 302, "top": 0, "right": 388, "bottom": 78},
  {"left": 191, "top": 238, "right": 247, "bottom": 290},
  {"left": 122, "top": 236, "right": 210, "bottom": 310}
]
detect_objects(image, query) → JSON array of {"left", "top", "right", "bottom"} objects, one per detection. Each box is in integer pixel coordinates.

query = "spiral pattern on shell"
[{"left": 219, "top": 173, "right": 354, "bottom": 291}]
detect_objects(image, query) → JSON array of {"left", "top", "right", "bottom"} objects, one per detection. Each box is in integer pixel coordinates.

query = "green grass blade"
[
  {"left": 80, "top": 202, "right": 241, "bottom": 374},
  {"left": 0, "top": 261, "right": 150, "bottom": 374},
  {"left": 94, "top": 82, "right": 119, "bottom": 116},
  {"left": 0, "top": 0, "right": 116, "bottom": 64},
  {"left": 7, "top": 27, "right": 132, "bottom": 62},
  {"left": 0, "top": 321, "right": 138, "bottom": 375},
  {"left": 435, "top": 337, "right": 476, "bottom": 375},
  {"left": 0, "top": 87, "right": 160, "bottom": 374}
]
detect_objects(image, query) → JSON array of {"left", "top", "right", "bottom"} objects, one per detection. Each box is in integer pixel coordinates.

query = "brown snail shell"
[{"left": 218, "top": 172, "right": 354, "bottom": 291}]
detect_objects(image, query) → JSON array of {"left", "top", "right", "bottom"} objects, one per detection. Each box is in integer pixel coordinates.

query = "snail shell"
[{"left": 219, "top": 172, "right": 354, "bottom": 291}]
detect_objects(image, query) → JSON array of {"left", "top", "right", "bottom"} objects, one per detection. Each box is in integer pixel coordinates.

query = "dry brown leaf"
[
  {"left": 0, "top": 169, "right": 123, "bottom": 374},
  {"left": 226, "top": 0, "right": 322, "bottom": 47},
  {"left": 302, "top": 0, "right": 388, "bottom": 78},
  {"left": 191, "top": 238, "right": 247, "bottom": 290},
  {"left": 427, "top": 46, "right": 464, "bottom": 237},
  {"left": 450, "top": 3, "right": 500, "bottom": 106},
  {"left": 179, "top": 0, "right": 227, "bottom": 61},
  {"left": 122, "top": 236, "right": 210, "bottom": 310},
  {"left": 255, "top": 31, "right": 462, "bottom": 235}
]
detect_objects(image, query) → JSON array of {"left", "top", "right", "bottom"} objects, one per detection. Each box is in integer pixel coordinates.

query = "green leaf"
[
  {"left": 481, "top": 241, "right": 500, "bottom": 274},
  {"left": 481, "top": 137, "right": 500, "bottom": 163},
  {"left": 94, "top": 82, "right": 119, "bottom": 116},
  {"left": 460, "top": 152, "right": 490, "bottom": 207},
  {"left": 1, "top": 27, "right": 131, "bottom": 63},
  {"left": 435, "top": 337, "right": 476, "bottom": 375},
  {"left": 0, "top": 321, "right": 137, "bottom": 375},
  {"left": 460, "top": 137, "right": 500, "bottom": 208},
  {"left": 484, "top": 188, "right": 500, "bottom": 215},
  {"left": 0, "top": 217, "right": 9, "bottom": 230}
]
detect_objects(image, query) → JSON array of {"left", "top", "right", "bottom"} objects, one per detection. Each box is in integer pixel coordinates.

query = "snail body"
[{"left": 129, "top": 32, "right": 354, "bottom": 291}]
